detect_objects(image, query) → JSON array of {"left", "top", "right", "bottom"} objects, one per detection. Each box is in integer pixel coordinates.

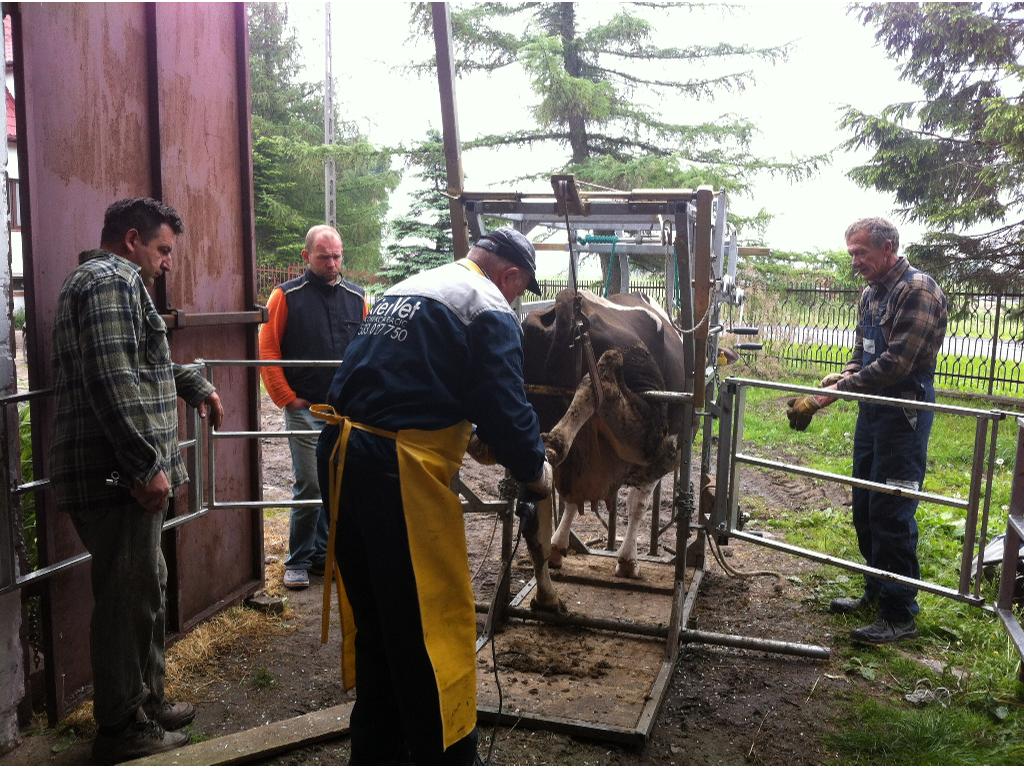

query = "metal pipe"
[
  {"left": 0, "top": 387, "right": 52, "bottom": 405},
  {"left": 197, "top": 358, "right": 341, "bottom": 368},
  {"left": 727, "top": 529, "right": 984, "bottom": 605},
  {"left": 959, "top": 418, "right": 989, "bottom": 594},
  {"left": 506, "top": 606, "right": 669, "bottom": 638},
  {"left": 679, "top": 628, "right": 830, "bottom": 660},
  {"left": 735, "top": 453, "right": 967, "bottom": 509},
  {"left": 728, "top": 377, "right": 1000, "bottom": 418},
  {"left": 974, "top": 414, "right": 1002, "bottom": 598},
  {"left": 213, "top": 499, "right": 318, "bottom": 510},
  {"left": 214, "top": 429, "right": 319, "bottom": 439}
]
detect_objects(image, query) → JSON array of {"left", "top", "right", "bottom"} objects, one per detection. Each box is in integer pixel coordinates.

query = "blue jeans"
[
  {"left": 284, "top": 407, "right": 328, "bottom": 571},
  {"left": 851, "top": 399, "right": 933, "bottom": 623}
]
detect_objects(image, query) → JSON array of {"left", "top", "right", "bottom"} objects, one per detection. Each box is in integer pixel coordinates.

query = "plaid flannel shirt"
[
  {"left": 50, "top": 250, "right": 214, "bottom": 514},
  {"left": 837, "top": 257, "right": 948, "bottom": 394}
]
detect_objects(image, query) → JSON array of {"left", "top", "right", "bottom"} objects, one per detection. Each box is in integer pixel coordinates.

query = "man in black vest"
[{"left": 259, "top": 224, "right": 367, "bottom": 589}]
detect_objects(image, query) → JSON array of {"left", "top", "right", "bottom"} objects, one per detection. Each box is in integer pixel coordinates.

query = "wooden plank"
[{"left": 125, "top": 702, "right": 353, "bottom": 766}]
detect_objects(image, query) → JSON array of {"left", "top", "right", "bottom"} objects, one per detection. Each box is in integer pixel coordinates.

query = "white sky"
[{"left": 287, "top": 1, "right": 925, "bottom": 276}]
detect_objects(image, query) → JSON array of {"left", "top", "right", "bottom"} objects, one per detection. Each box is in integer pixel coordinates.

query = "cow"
[{"left": 515, "top": 288, "right": 690, "bottom": 611}]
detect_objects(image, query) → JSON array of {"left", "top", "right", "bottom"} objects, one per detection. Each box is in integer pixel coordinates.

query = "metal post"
[
  {"left": 997, "top": 419, "right": 1024, "bottom": 611},
  {"left": 959, "top": 418, "right": 989, "bottom": 595},
  {"left": 323, "top": 2, "right": 336, "bottom": 227},
  {"left": 430, "top": 2, "right": 470, "bottom": 260},
  {"left": 728, "top": 383, "right": 746, "bottom": 531},
  {"left": 692, "top": 187, "right": 714, "bottom": 409},
  {"left": 712, "top": 381, "right": 734, "bottom": 532},
  {"left": 973, "top": 413, "right": 1002, "bottom": 597},
  {"left": 988, "top": 292, "right": 1002, "bottom": 396}
]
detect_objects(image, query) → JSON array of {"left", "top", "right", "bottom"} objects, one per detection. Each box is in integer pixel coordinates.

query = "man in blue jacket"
[{"left": 316, "top": 227, "right": 550, "bottom": 764}]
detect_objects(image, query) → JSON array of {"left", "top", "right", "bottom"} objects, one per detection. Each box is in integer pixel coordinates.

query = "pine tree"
[
  {"left": 381, "top": 131, "right": 454, "bottom": 284},
  {"left": 413, "top": 3, "right": 822, "bottom": 231},
  {"left": 841, "top": 3, "right": 1024, "bottom": 289},
  {"left": 247, "top": 4, "right": 398, "bottom": 272}
]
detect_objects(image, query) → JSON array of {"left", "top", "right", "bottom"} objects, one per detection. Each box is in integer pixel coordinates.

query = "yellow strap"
[{"left": 309, "top": 404, "right": 397, "bottom": 689}]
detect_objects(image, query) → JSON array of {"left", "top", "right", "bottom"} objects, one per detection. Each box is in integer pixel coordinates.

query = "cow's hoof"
[
  {"left": 615, "top": 559, "right": 642, "bottom": 579},
  {"left": 531, "top": 596, "right": 568, "bottom": 615},
  {"left": 542, "top": 432, "right": 568, "bottom": 467},
  {"left": 548, "top": 545, "right": 568, "bottom": 569}
]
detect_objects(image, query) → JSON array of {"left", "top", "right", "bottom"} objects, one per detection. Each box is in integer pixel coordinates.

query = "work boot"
[
  {"left": 144, "top": 697, "right": 196, "bottom": 731},
  {"left": 829, "top": 594, "right": 871, "bottom": 614},
  {"left": 850, "top": 617, "right": 918, "bottom": 645},
  {"left": 92, "top": 712, "right": 189, "bottom": 763}
]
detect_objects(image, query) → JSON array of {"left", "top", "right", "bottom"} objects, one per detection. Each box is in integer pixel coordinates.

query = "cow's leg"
[
  {"left": 526, "top": 494, "right": 565, "bottom": 613},
  {"left": 543, "top": 376, "right": 596, "bottom": 467},
  {"left": 549, "top": 501, "right": 580, "bottom": 569},
  {"left": 594, "top": 349, "right": 659, "bottom": 466},
  {"left": 615, "top": 483, "right": 654, "bottom": 579}
]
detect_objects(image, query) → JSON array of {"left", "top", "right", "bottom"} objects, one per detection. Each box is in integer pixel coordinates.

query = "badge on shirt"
[{"left": 863, "top": 338, "right": 876, "bottom": 354}]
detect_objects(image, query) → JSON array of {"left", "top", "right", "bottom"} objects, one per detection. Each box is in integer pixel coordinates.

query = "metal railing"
[
  {"left": 0, "top": 373, "right": 205, "bottom": 594},
  {"left": 744, "top": 282, "right": 1024, "bottom": 395},
  {"left": 714, "top": 377, "right": 1005, "bottom": 607}
]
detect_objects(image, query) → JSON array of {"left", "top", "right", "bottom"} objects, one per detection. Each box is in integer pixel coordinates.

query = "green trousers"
[{"left": 70, "top": 499, "right": 167, "bottom": 729}]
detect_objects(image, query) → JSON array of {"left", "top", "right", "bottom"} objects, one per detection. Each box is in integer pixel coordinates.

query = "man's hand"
[
  {"left": 198, "top": 391, "right": 225, "bottom": 430},
  {"left": 132, "top": 470, "right": 170, "bottom": 514},
  {"left": 786, "top": 396, "right": 823, "bottom": 431},
  {"left": 819, "top": 372, "right": 847, "bottom": 388},
  {"left": 524, "top": 460, "right": 553, "bottom": 500},
  {"left": 285, "top": 397, "right": 311, "bottom": 412}
]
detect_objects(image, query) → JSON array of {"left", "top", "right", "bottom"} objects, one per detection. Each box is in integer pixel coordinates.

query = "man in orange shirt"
[{"left": 259, "top": 224, "right": 367, "bottom": 589}]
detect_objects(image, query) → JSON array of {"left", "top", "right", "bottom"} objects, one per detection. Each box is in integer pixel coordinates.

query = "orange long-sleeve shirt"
[{"left": 258, "top": 285, "right": 369, "bottom": 408}]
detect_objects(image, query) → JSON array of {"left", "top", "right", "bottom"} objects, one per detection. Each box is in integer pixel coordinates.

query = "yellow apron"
[{"left": 311, "top": 405, "right": 476, "bottom": 750}]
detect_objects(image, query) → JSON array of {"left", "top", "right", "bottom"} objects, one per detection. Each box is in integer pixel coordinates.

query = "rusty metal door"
[{"left": 11, "top": 2, "right": 262, "bottom": 720}]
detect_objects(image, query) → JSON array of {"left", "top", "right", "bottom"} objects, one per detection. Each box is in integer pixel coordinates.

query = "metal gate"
[
  {"left": 7, "top": 2, "right": 262, "bottom": 720},
  {"left": 712, "top": 378, "right": 1002, "bottom": 610}
]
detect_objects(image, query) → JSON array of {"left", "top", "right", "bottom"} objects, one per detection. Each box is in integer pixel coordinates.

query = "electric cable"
[{"left": 706, "top": 530, "right": 782, "bottom": 581}]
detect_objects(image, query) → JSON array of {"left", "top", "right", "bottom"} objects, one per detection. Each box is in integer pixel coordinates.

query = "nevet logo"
[{"left": 371, "top": 296, "right": 422, "bottom": 320}]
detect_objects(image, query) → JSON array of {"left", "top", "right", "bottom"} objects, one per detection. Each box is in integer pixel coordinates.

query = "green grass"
[
  {"left": 250, "top": 666, "right": 275, "bottom": 690},
  {"left": 732, "top": 374, "right": 1024, "bottom": 764}
]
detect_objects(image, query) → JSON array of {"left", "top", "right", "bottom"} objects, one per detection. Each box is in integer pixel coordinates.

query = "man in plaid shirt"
[
  {"left": 51, "top": 197, "right": 224, "bottom": 762},
  {"left": 786, "top": 217, "right": 947, "bottom": 644}
]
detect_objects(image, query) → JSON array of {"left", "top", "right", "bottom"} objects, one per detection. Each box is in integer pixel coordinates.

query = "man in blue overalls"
[{"left": 786, "top": 217, "right": 947, "bottom": 644}]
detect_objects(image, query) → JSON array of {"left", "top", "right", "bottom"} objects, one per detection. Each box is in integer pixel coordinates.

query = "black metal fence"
[{"left": 742, "top": 282, "right": 1024, "bottom": 396}]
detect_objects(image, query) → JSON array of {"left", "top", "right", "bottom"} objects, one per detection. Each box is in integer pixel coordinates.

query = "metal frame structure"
[{"left": 452, "top": 184, "right": 826, "bottom": 747}]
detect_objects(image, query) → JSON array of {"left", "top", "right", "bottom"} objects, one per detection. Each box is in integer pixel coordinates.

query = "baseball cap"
[{"left": 475, "top": 227, "right": 541, "bottom": 295}]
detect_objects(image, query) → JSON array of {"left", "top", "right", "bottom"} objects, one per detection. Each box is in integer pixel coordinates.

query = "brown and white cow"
[{"left": 519, "top": 288, "right": 688, "bottom": 610}]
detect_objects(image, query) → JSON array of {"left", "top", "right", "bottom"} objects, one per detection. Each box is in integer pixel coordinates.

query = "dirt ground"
[{"left": 5, "top": 388, "right": 869, "bottom": 765}]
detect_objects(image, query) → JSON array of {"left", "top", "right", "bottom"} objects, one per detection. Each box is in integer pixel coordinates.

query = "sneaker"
[
  {"left": 92, "top": 717, "right": 189, "bottom": 763},
  {"left": 851, "top": 617, "right": 918, "bottom": 644},
  {"left": 829, "top": 594, "right": 871, "bottom": 614},
  {"left": 283, "top": 568, "right": 309, "bottom": 590},
  {"left": 143, "top": 698, "right": 196, "bottom": 731}
]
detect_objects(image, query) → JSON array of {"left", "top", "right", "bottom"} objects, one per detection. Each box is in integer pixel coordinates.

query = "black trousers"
[{"left": 322, "top": 427, "right": 478, "bottom": 765}]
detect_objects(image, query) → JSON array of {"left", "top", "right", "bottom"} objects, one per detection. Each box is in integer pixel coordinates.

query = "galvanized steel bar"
[
  {"left": 506, "top": 605, "right": 669, "bottom": 638},
  {"left": 728, "top": 529, "right": 984, "bottom": 605},
  {"left": 973, "top": 414, "right": 1002, "bottom": 598},
  {"left": 959, "top": 418, "right": 989, "bottom": 594},
  {"left": 735, "top": 453, "right": 967, "bottom": 509},
  {"left": 727, "top": 377, "right": 1000, "bottom": 418},
  {"left": 680, "top": 628, "right": 830, "bottom": 660}
]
